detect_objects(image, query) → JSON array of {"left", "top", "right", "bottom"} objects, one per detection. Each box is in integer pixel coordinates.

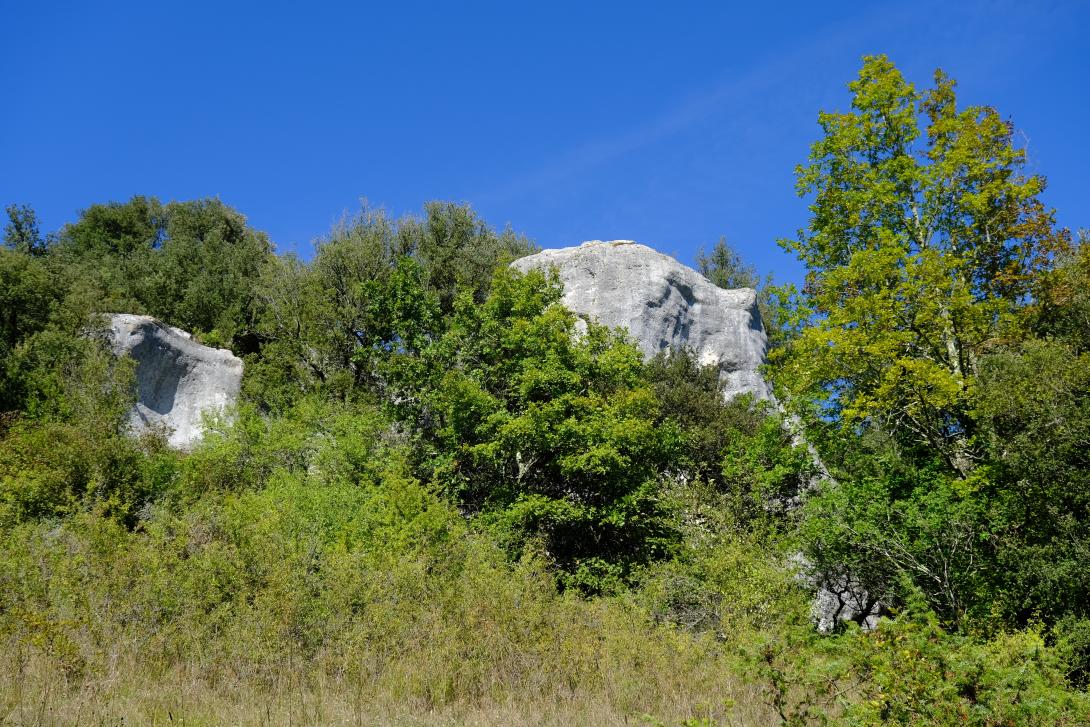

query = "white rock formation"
[
  {"left": 512, "top": 240, "right": 771, "bottom": 400},
  {"left": 106, "top": 314, "right": 243, "bottom": 449}
]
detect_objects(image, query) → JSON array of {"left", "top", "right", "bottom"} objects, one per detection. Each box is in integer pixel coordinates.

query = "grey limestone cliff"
[
  {"left": 512, "top": 240, "right": 770, "bottom": 401},
  {"left": 106, "top": 314, "right": 243, "bottom": 449}
]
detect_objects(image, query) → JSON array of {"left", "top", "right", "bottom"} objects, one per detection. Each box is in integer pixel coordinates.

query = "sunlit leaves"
[{"left": 778, "top": 55, "right": 1067, "bottom": 471}]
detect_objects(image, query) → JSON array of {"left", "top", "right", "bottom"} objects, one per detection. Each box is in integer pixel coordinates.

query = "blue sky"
[{"left": 3, "top": 1, "right": 1087, "bottom": 285}]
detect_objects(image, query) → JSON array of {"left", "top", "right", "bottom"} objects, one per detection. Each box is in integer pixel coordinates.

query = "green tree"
[
  {"left": 973, "top": 337, "right": 1090, "bottom": 625},
  {"left": 783, "top": 56, "right": 1079, "bottom": 630},
  {"left": 50, "top": 196, "right": 273, "bottom": 349},
  {"left": 386, "top": 267, "right": 681, "bottom": 592},
  {"left": 777, "top": 55, "right": 1068, "bottom": 476},
  {"left": 645, "top": 349, "right": 812, "bottom": 520},
  {"left": 250, "top": 203, "right": 534, "bottom": 409},
  {"left": 695, "top": 236, "right": 791, "bottom": 348},
  {"left": 399, "top": 201, "right": 537, "bottom": 313},
  {"left": 0, "top": 249, "right": 58, "bottom": 412},
  {"left": 51, "top": 196, "right": 171, "bottom": 326},
  {"left": 3, "top": 204, "right": 48, "bottom": 256},
  {"left": 1032, "top": 229, "right": 1090, "bottom": 354},
  {"left": 150, "top": 198, "right": 273, "bottom": 345},
  {"left": 696, "top": 236, "right": 759, "bottom": 290},
  {"left": 0, "top": 250, "right": 54, "bottom": 354},
  {"left": 57, "top": 196, "right": 165, "bottom": 258}
]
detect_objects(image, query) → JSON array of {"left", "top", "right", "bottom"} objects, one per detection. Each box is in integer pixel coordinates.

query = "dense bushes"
[{"left": 3, "top": 403, "right": 1086, "bottom": 723}]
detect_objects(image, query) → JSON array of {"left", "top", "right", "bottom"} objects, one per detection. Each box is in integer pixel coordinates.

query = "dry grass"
[
  {"left": 0, "top": 477, "right": 794, "bottom": 725},
  {"left": 0, "top": 647, "right": 776, "bottom": 726}
]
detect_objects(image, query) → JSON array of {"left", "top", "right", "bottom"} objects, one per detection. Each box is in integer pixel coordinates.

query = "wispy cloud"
[{"left": 473, "top": 4, "right": 910, "bottom": 206}]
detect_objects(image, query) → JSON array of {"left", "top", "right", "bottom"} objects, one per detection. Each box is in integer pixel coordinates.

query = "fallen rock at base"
[
  {"left": 511, "top": 240, "right": 771, "bottom": 400},
  {"left": 106, "top": 314, "right": 243, "bottom": 449},
  {"left": 811, "top": 578, "right": 882, "bottom": 633},
  {"left": 790, "top": 552, "right": 882, "bottom": 632}
]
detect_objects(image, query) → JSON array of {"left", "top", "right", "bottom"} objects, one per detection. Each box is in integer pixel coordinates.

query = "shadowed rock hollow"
[
  {"left": 107, "top": 314, "right": 243, "bottom": 449},
  {"left": 512, "top": 240, "right": 771, "bottom": 400}
]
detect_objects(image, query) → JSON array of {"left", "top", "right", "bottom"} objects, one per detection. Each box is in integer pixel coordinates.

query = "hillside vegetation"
[{"left": 2, "top": 56, "right": 1089, "bottom": 725}]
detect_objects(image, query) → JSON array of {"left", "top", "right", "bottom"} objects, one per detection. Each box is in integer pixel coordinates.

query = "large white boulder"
[
  {"left": 106, "top": 314, "right": 243, "bottom": 449},
  {"left": 511, "top": 240, "right": 770, "bottom": 400}
]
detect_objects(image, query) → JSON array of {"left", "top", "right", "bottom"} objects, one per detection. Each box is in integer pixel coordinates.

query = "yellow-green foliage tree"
[
  {"left": 782, "top": 56, "right": 1090, "bottom": 636},
  {"left": 778, "top": 54, "right": 1068, "bottom": 475}
]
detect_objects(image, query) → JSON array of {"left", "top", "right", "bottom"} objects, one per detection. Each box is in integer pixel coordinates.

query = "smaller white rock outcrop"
[
  {"left": 106, "top": 314, "right": 243, "bottom": 449},
  {"left": 512, "top": 240, "right": 770, "bottom": 400}
]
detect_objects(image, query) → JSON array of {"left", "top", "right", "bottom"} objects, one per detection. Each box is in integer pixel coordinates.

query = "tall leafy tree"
[
  {"left": 386, "top": 267, "right": 681, "bottom": 592},
  {"left": 3, "top": 204, "right": 48, "bottom": 256},
  {"left": 783, "top": 57, "right": 1085, "bottom": 631},
  {"left": 1032, "top": 229, "right": 1090, "bottom": 354},
  {"left": 57, "top": 196, "right": 165, "bottom": 257},
  {"left": 151, "top": 198, "right": 273, "bottom": 344},
  {"left": 0, "top": 249, "right": 57, "bottom": 412},
  {"left": 777, "top": 55, "right": 1068, "bottom": 476},
  {"left": 52, "top": 196, "right": 273, "bottom": 349}
]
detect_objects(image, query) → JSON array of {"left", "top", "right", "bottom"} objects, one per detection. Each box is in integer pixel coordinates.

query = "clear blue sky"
[{"left": 3, "top": 1, "right": 1087, "bottom": 285}]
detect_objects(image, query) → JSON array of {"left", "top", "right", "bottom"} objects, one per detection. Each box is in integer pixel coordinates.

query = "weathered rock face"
[
  {"left": 512, "top": 240, "right": 770, "bottom": 400},
  {"left": 106, "top": 314, "right": 243, "bottom": 449}
]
